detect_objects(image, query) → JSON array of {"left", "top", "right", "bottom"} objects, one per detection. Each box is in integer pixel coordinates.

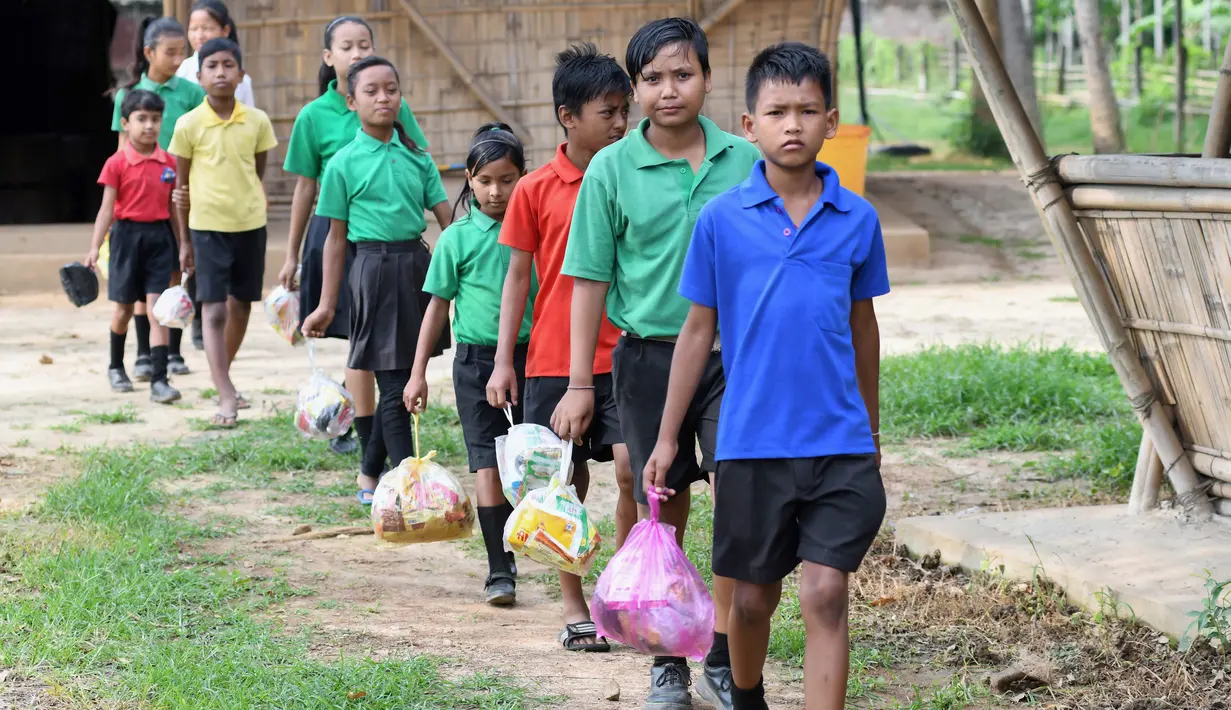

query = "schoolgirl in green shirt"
[
  {"left": 110, "top": 16, "right": 203, "bottom": 384},
  {"left": 404, "top": 123, "right": 535, "bottom": 607},
  {"left": 281, "top": 15, "right": 431, "bottom": 468},
  {"left": 302, "top": 56, "right": 452, "bottom": 498}
]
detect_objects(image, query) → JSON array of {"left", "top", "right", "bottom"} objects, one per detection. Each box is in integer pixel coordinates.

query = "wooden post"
[
  {"left": 920, "top": 43, "right": 931, "bottom": 93},
  {"left": 1154, "top": 0, "right": 1163, "bottom": 56},
  {"left": 1129, "top": 434, "right": 1160, "bottom": 512},
  {"left": 699, "top": 0, "right": 750, "bottom": 33},
  {"left": 394, "top": 0, "right": 533, "bottom": 143},
  {"left": 896, "top": 44, "right": 906, "bottom": 85},
  {"left": 1134, "top": 0, "right": 1145, "bottom": 98},
  {"left": 944, "top": 0, "right": 1213, "bottom": 518},
  {"left": 1204, "top": 0, "right": 1213, "bottom": 52},
  {"left": 1058, "top": 43, "right": 1067, "bottom": 95},
  {"left": 1201, "top": 34, "right": 1231, "bottom": 157},
  {"left": 163, "top": 0, "right": 175, "bottom": 17},
  {"left": 951, "top": 38, "right": 962, "bottom": 91},
  {"left": 1175, "top": 0, "right": 1185, "bottom": 152}
]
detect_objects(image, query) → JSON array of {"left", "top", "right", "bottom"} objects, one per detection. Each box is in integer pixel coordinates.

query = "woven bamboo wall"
[{"left": 186, "top": 0, "right": 845, "bottom": 207}]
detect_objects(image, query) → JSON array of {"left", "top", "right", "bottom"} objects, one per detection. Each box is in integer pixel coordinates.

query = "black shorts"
[
  {"left": 612, "top": 335, "right": 723, "bottom": 504},
  {"left": 108, "top": 219, "right": 176, "bottom": 304},
  {"left": 191, "top": 227, "right": 267, "bottom": 303},
  {"left": 454, "top": 342, "right": 527, "bottom": 472},
  {"left": 523, "top": 374, "right": 621, "bottom": 463},
  {"left": 713, "top": 455, "right": 886, "bottom": 583}
]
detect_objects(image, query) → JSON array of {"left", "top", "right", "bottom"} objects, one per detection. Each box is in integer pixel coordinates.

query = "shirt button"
[
  {"left": 680, "top": 167, "right": 687, "bottom": 173},
  {"left": 783, "top": 228, "right": 791, "bottom": 236}
]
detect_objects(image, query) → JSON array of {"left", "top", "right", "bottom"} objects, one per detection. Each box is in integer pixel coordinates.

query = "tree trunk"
[
  {"left": 968, "top": 0, "right": 1007, "bottom": 155},
  {"left": 1175, "top": 0, "right": 1185, "bottom": 151},
  {"left": 1153, "top": 0, "right": 1163, "bottom": 56},
  {"left": 1000, "top": 0, "right": 1042, "bottom": 141},
  {"left": 1075, "top": 0, "right": 1127, "bottom": 152}
]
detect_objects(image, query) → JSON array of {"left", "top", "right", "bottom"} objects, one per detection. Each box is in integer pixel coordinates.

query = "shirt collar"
[
  {"left": 123, "top": 143, "right": 170, "bottom": 166},
  {"left": 548, "top": 143, "right": 583, "bottom": 184},
  {"left": 137, "top": 73, "right": 180, "bottom": 93},
  {"left": 351, "top": 127, "right": 407, "bottom": 153},
  {"left": 201, "top": 98, "right": 248, "bottom": 126},
  {"left": 739, "top": 160, "right": 851, "bottom": 213},
  {"left": 322, "top": 79, "right": 351, "bottom": 114},
  {"left": 466, "top": 200, "right": 500, "bottom": 232},
  {"left": 627, "top": 115, "right": 736, "bottom": 169}
]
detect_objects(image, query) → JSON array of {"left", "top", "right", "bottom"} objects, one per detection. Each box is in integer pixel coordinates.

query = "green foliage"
[{"left": 1180, "top": 572, "right": 1231, "bottom": 652}]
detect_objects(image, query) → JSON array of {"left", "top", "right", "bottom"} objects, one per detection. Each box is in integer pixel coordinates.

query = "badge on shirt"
[{"left": 160, "top": 167, "right": 176, "bottom": 184}]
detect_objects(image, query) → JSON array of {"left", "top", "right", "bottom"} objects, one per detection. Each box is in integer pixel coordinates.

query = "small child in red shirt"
[{"left": 86, "top": 89, "right": 184, "bottom": 404}]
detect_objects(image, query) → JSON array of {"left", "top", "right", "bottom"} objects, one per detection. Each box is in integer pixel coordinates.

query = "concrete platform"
[
  {"left": 895, "top": 505, "right": 1231, "bottom": 639},
  {"left": 866, "top": 191, "right": 931, "bottom": 269}
]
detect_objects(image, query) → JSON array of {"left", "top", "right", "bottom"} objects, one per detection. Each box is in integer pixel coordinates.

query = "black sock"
[
  {"left": 109, "top": 329, "right": 126, "bottom": 370},
  {"left": 731, "top": 678, "right": 767, "bottom": 710},
  {"left": 151, "top": 345, "right": 169, "bottom": 384},
  {"left": 168, "top": 328, "right": 183, "bottom": 357},
  {"left": 706, "top": 631, "right": 731, "bottom": 669},
  {"left": 653, "top": 656, "right": 688, "bottom": 667},
  {"left": 134, "top": 315, "right": 151, "bottom": 358},
  {"left": 477, "top": 505, "right": 514, "bottom": 576}
]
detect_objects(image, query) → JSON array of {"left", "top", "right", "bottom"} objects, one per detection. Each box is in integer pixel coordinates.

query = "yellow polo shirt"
[{"left": 169, "top": 100, "right": 278, "bottom": 233}]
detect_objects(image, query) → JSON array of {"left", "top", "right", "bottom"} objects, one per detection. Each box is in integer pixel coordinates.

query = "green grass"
[
  {"left": 47, "top": 421, "right": 83, "bottom": 434},
  {"left": 200, "top": 386, "right": 218, "bottom": 400},
  {"left": 13, "top": 437, "right": 31, "bottom": 448},
  {"left": 0, "top": 415, "right": 543, "bottom": 708},
  {"left": 1049, "top": 295, "right": 1080, "bottom": 303},
  {"left": 881, "top": 344, "right": 1139, "bottom": 489},
  {"left": 893, "top": 676, "right": 992, "bottom": 710},
  {"left": 272, "top": 501, "right": 368, "bottom": 526},
  {"left": 73, "top": 404, "right": 142, "bottom": 425},
  {"left": 957, "top": 234, "right": 1003, "bottom": 248}
]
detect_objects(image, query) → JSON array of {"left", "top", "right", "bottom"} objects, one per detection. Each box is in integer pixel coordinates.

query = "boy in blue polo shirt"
[{"left": 644, "top": 43, "right": 889, "bottom": 710}]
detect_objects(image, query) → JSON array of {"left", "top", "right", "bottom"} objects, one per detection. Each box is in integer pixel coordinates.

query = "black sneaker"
[
  {"left": 150, "top": 379, "right": 182, "bottom": 405},
  {"left": 108, "top": 367, "right": 134, "bottom": 393},
  {"left": 484, "top": 572, "right": 516, "bottom": 607},
  {"left": 132, "top": 356, "right": 153, "bottom": 382},
  {"left": 191, "top": 318, "right": 204, "bottom": 350},
  {"left": 329, "top": 428, "right": 359, "bottom": 455},
  {"left": 696, "top": 663, "right": 733, "bottom": 710},
  {"left": 646, "top": 662, "right": 692, "bottom": 710},
  {"left": 167, "top": 354, "right": 190, "bottom": 376}
]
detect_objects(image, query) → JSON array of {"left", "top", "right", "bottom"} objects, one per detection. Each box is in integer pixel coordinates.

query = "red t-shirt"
[
  {"left": 500, "top": 143, "right": 621, "bottom": 378},
  {"left": 97, "top": 144, "right": 176, "bottom": 222}
]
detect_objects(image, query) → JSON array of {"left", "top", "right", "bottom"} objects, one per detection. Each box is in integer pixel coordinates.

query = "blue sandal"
[{"left": 356, "top": 489, "right": 375, "bottom": 506}]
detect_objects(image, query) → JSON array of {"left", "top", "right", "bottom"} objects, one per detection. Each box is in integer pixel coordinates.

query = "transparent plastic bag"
[
  {"left": 591, "top": 495, "right": 716, "bottom": 661},
  {"left": 153, "top": 285, "right": 194, "bottom": 329},
  {"left": 295, "top": 340, "right": 355, "bottom": 440},
  {"left": 504, "top": 441, "right": 600, "bottom": 575},
  {"left": 263, "top": 285, "right": 304, "bottom": 346},
  {"left": 372, "top": 414, "right": 475, "bottom": 545},
  {"left": 495, "top": 410, "right": 573, "bottom": 507}
]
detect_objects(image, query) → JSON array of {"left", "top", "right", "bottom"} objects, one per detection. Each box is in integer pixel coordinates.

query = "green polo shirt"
[
  {"left": 315, "top": 128, "right": 448, "bottom": 242},
  {"left": 112, "top": 74, "right": 206, "bottom": 150},
  {"left": 562, "top": 115, "right": 761, "bottom": 338},
  {"left": 423, "top": 203, "right": 537, "bottom": 346},
  {"left": 283, "top": 79, "right": 429, "bottom": 180}
]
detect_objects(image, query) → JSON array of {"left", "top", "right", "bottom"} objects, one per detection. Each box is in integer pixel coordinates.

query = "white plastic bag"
[
  {"left": 504, "top": 440, "right": 601, "bottom": 575},
  {"left": 263, "top": 285, "right": 304, "bottom": 347},
  {"left": 153, "top": 285, "right": 194, "bottom": 329},
  {"left": 295, "top": 340, "right": 355, "bottom": 440},
  {"left": 495, "top": 410, "right": 573, "bottom": 506}
]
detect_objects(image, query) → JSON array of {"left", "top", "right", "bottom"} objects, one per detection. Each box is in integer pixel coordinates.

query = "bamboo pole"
[
  {"left": 1193, "top": 452, "right": 1231, "bottom": 483},
  {"left": 1208, "top": 480, "right": 1231, "bottom": 499},
  {"left": 1057, "top": 155, "right": 1231, "bottom": 188},
  {"left": 1201, "top": 38, "right": 1231, "bottom": 158},
  {"left": 1216, "top": 498, "right": 1231, "bottom": 516},
  {"left": 944, "top": 0, "right": 1212, "bottom": 517},
  {"left": 394, "top": 0, "right": 534, "bottom": 144},
  {"left": 1066, "top": 185, "right": 1231, "bottom": 212},
  {"left": 699, "top": 0, "right": 750, "bottom": 33},
  {"left": 1175, "top": 0, "right": 1186, "bottom": 152},
  {"left": 1129, "top": 434, "right": 1159, "bottom": 512},
  {"left": 1124, "top": 318, "right": 1231, "bottom": 343}
]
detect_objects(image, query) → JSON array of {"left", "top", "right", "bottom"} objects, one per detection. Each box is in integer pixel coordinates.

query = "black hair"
[
  {"left": 745, "top": 42, "right": 834, "bottom": 112},
  {"left": 120, "top": 89, "right": 166, "bottom": 119},
  {"left": 318, "top": 15, "right": 374, "bottom": 96},
  {"left": 189, "top": 1, "right": 239, "bottom": 43},
  {"left": 453, "top": 123, "right": 526, "bottom": 220},
  {"left": 127, "top": 17, "right": 187, "bottom": 89},
  {"left": 552, "top": 43, "right": 631, "bottom": 130},
  {"left": 345, "top": 56, "right": 422, "bottom": 153},
  {"left": 199, "top": 37, "right": 242, "bottom": 69},
  {"left": 624, "top": 17, "right": 710, "bottom": 84}
]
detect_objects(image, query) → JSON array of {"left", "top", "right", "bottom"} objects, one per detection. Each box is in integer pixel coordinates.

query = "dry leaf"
[
  {"left": 292, "top": 524, "right": 312, "bottom": 536},
  {"left": 603, "top": 680, "right": 620, "bottom": 701},
  {"left": 38, "top": 355, "right": 53, "bottom": 365},
  {"left": 347, "top": 690, "right": 367, "bottom": 700},
  {"left": 868, "top": 596, "right": 897, "bottom": 607}
]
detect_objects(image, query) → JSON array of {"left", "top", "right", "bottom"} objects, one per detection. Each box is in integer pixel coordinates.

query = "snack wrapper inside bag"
[
  {"left": 591, "top": 495, "right": 715, "bottom": 661},
  {"left": 264, "top": 285, "right": 305, "bottom": 346},
  {"left": 295, "top": 340, "right": 355, "bottom": 440},
  {"left": 495, "top": 413, "right": 573, "bottom": 506},
  {"left": 372, "top": 414, "right": 475, "bottom": 544},
  {"left": 504, "top": 441, "right": 600, "bottom": 575},
  {"left": 97, "top": 234, "right": 110, "bottom": 280},
  {"left": 153, "top": 285, "right": 194, "bottom": 329}
]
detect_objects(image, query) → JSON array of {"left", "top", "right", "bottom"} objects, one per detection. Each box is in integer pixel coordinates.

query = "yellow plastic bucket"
[{"left": 817, "top": 124, "right": 871, "bottom": 196}]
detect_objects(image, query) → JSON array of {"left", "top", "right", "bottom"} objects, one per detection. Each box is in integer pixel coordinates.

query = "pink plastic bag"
[{"left": 591, "top": 496, "right": 715, "bottom": 660}]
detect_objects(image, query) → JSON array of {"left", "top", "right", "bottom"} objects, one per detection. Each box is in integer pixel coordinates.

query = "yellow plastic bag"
[
  {"left": 372, "top": 414, "right": 475, "bottom": 545},
  {"left": 97, "top": 232, "right": 110, "bottom": 280},
  {"left": 504, "top": 441, "right": 601, "bottom": 575}
]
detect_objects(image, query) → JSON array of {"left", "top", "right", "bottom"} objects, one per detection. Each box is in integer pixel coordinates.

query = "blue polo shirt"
[{"left": 679, "top": 160, "right": 891, "bottom": 461}]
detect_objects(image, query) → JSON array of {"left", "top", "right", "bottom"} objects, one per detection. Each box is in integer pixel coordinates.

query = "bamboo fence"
[{"left": 948, "top": 0, "right": 1230, "bottom": 518}]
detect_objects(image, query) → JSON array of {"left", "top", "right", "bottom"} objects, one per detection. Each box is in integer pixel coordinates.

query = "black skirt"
[
  {"left": 348, "top": 241, "right": 426, "bottom": 372},
  {"left": 299, "top": 214, "right": 353, "bottom": 340}
]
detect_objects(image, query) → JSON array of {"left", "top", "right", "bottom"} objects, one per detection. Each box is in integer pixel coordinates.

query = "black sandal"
[{"left": 558, "top": 621, "right": 611, "bottom": 652}]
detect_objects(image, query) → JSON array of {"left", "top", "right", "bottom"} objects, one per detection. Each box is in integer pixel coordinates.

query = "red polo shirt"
[
  {"left": 97, "top": 144, "right": 176, "bottom": 222},
  {"left": 501, "top": 143, "right": 621, "bottom": 378}
]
